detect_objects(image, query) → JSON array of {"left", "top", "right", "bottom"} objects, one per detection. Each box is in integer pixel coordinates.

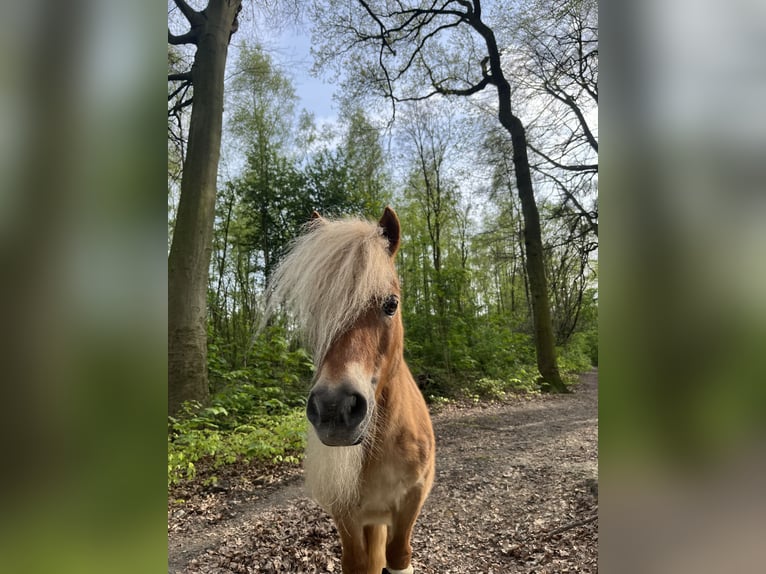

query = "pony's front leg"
[
  {"left": 335, "top": 517, "right": 384, "bottom": 574},
  {"left": 385, "top": 485, "right": 428, "bottom": 574}
]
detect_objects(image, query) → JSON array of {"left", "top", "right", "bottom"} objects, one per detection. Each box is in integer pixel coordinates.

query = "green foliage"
[
  {"left": 557, "top": 331, "right": 597, "bottom": 381},
  {"left": 473, "top": 378, "right": 511, "bottom": 400},
  {"left": 470, "top": 372, "right": 542, "bottom": 400},
  {"left": 409, "top": 314, "right": 591, "bottom": 401},
  {"left": 404, "top": 294, "right": 595, "bottom": 400},
  {"left": 584, "top": 327, "right": 598, "bottom": 366},
  {"left": 206, "top": 324, "right": 314, "bottom": 401},
  {"left": 576, "top": 289, "right": 599, "bottom": 366},
  {"left": 229, "top": 44, "right": 297, "bottom": 151},
  {"left": 168, "top": 400, "right": 306, "bottom": 488},
  {"left": 168, "top": 324, "right": 314, "bottom": 488}
]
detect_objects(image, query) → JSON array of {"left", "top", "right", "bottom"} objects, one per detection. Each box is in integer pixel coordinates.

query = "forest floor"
[{"left": 168, "top": 369, "right": 598, "bottom": 573}]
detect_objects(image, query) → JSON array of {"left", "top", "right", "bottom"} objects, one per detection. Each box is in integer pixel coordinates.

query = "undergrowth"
[
  {"left": 168, "top": 326, "right": 596, "bottom": 489},
  {"left": 168, "top": 327, "right": 312, "bottom": 489},
  {"left": 168, "top": 400, "right": 307, "bottom": 488}
]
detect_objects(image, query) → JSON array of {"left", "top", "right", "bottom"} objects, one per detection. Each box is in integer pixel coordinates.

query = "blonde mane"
[{"left": 265, "top": 216, "right": 397, "bottom": 363}]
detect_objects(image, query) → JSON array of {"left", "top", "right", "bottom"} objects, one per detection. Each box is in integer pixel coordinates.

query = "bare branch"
[
  {"left": 436, "top": 75, "right": 492, "bottom": 96},
  {"left": 168, "top": 28, "right": 198, "bottom": 45},
  {"left": 471, "top": 0, "right": 481, "bottom": 18},
  {"left": 168, "top": 74, "right": 193, "bottom": 118},
  {"left": 384, "top": 5, "right": 467, "bottom": 22},
  {"left": 528, "top": 142, "right": 597, "bottom": 173},
  {"left": 394, "top": 20, "right": 464, "bottom": 83},
  {"left": 534, "top": 167, "right": 598, "bottom": 237},
  {"left": 169, "top": 71, "right": 193, "bottom": 82},
  {"left": 543, "top": 83, "right": 598, "bottom": 153},
  {"left": 542, "top": 515, "right": 598, "bottom": 540},
  {"left": 453, "top": 0, "right": 473, "bottom": 12},
  {"left": 168, "top": 79, "right": 191, "bottom": 102},
  {"left": 169, "top": 98, "right": 194, "bottom": 117},
  {"left": 357, "top": 0, "right": 396, "bottom": 55},
  {"left": 173, "top": 0, "right": 201, "bottom": 25}
]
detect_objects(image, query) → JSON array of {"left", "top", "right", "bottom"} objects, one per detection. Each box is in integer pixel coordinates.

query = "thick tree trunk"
[
  {"left": 468, "top": 17, "right": 567, "bottom": 392},
  {"left": 168, "top": 0, "right": 241, "bottom": 416},
  {"left": 501, "top": 108, "right": 567, "bottom": 392}
]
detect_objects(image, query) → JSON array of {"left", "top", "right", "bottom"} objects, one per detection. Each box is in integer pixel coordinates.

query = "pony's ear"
[
  {"left": 379, "top": 206, "right": 400, "bottom": 257},
  {"left": 310, "top": 210, "right": 325, "bottom": 223}
]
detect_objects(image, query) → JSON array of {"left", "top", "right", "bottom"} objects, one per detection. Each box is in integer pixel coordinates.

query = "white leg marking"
[{"left": 386, "top": 567, "right": 414, "bottom": 574}]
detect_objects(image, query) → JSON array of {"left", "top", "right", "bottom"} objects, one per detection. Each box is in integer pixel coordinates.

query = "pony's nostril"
[
  {"left": 306, "top": 392, "right": 321, "bottom": 427},
  {"left": 340, "top": 392, "right": 367, "bottom": 428}
]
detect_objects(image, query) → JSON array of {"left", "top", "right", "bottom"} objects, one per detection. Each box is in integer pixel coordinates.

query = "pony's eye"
[{"left": 382, "top": 295, "right": 399, "bottom": 317}]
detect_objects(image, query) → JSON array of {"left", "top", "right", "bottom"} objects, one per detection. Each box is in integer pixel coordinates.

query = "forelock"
[{"left": 265, "top": 217, "right": 397, "bottom": 362}]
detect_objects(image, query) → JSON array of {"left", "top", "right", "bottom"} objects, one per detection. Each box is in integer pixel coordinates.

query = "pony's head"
[{"left": 266, "top": 207, "right": 403, "bottom": 447}]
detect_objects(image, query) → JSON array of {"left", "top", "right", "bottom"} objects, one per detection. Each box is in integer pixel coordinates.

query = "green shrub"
[
  {"left": 168, "top": 405, "right": 306, "bottom": 488},
  {"left": 557, "top": 331, "right": 595, "bottom": 378},
  {"left": 168, "top": 324, "right": 316, "bottom": 489},
  {"left": 470, "top": 368, "right": 541, "bottom": 399},
  {"left": 208, "top": 325, "right": 315, "bottom": 407},
  {"left": 473, "top": 378, "right": 508, "bottom": 400},
  {"left": 503, "top": 367, "right": 541, "bottom": 392},
  {"left": 584, "top": 327, "right": 598, "bottom": 366},
  {"left": 427, "top": 394, "right": 453, "bottom": 408}
]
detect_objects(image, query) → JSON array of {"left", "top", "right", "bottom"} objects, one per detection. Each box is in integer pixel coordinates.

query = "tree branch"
[
  {"left": 388, "top": 88, "right": 447, "bottom": 103},
  {"left": 228, "top": 1, "right": 243, "bottom": 44},
  {"left": 471, "top": 0, "right": 481, "bottom": 18},
  {"left": 528, "top": 142, "right": 597, "bottom": 172},
  {"left": 534, "top": 167, "right": 598, "bottom": 237},
  {"left": 172, "top": 0, "right": 201, "bottom": 26},
  {"left": 351, "top": 0, "right": 492, "bottom": 110},
  {"left": 543, "top": 84, "right": 598, "bottom": 153},
  {"left": 168, "top": 28, "right": 198, "bottom": 45},
  {"left": 384, "top": 5, "right": 467, "bottom": 22},
  {"left": 450, "top": 0, "right": 472, "bottom": 11},
  {"left": 169, "top": 71, "right": 193, "bottom": 82},
  {"left": 436, "top": 75, "right": 492, "bottom": 96},
  {"left": 357, "top": 0, "right": 396, "bottom": 55},
  {"left": 394, "top": 20, "right": 464, "bottom": 83},
  {"left": 169, "top": 98, "right": 194, "bottom": 117},
  {"left": 168, "top": 80, "right": 191, "bottom": 102}
]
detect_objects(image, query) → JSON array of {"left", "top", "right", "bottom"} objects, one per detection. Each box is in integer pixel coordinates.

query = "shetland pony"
[{"left": 266, "top": 207, "right": 435, "bottom": 574}]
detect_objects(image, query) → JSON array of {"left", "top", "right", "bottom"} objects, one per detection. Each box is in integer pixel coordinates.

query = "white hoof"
[{"left": 385, "top": 567, "right": 414, "bottom": 574}]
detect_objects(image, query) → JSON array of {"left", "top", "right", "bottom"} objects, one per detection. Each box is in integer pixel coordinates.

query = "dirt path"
[{"left": 169, "top": 370, "right": 598, "bottom": 573}]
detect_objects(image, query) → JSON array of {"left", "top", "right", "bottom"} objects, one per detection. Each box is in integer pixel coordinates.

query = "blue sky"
[
  {"left": 215, "top": 17, "right": 342, "bottom": 178},
  {"left": 263, "top": 23, "right": 339, "bottom": 123},
  {"left": 172, "top": 3, "right": 339, "bottom": 121}
]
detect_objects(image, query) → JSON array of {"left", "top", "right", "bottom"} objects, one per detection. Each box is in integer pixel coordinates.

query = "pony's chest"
[{"left": 357, "top": 457, "right": 416, "bottom": 523}]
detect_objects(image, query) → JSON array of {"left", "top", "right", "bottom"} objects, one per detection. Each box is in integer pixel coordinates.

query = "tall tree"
[
  {"left": 340, "top": 108, "right": 390, "bottom": 212},
  {"left": 168, "top": 0, "right": 243, "bottom": 415},
  {"left": 227, "top": 45, "right": 303, "bottom": 286},
  {"left": 399, "top": 103, "right": 458, "bottom": 374},
  {"left": 312, "top": 0, "right": 567, "bottom": 390}
]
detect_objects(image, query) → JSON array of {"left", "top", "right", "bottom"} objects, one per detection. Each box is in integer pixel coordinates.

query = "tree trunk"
[
  {"left": 502, "top": 109, "right": 567, "bottom": 392},
  {"left": 468, "top": 17, "right": 567, "bottom": 392},
  {"left": 168, "top": 0, "right": 241, "bottom": 416},
  {"left": 213, "top": 190, "right": 235, "bottom": 334}
]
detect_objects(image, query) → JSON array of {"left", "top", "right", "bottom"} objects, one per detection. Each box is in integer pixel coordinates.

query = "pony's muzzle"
[{"left": 306, "top": 383, "right": 370, "bottom": 446}]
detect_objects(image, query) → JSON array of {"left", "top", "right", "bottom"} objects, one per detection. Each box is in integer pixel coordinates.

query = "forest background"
[{"left": 167, "top": 0, "right": 599, "bottom": 487}]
